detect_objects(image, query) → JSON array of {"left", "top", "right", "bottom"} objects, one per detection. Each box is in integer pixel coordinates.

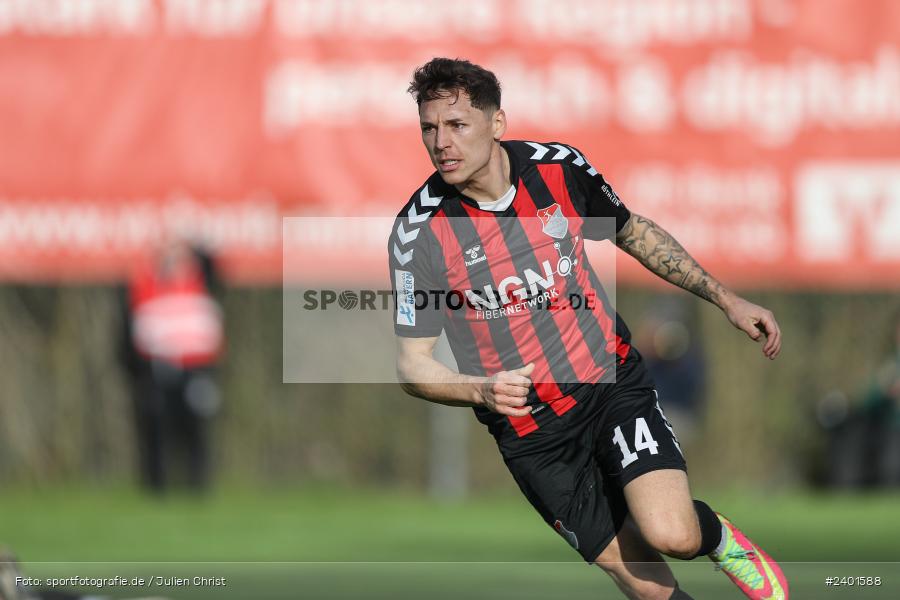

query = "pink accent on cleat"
[{"left": 710, "top": 513, "right": 789, "bottom": 600}]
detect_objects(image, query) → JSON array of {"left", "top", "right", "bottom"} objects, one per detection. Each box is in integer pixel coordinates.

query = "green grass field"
[{"left": 2, "top": 485, "right": 899, "bottom": 599}]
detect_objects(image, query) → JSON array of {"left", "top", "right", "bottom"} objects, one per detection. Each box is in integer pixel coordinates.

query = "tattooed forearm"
[{"left": 615, "top": 213, "right": 730, "bottom": 307}]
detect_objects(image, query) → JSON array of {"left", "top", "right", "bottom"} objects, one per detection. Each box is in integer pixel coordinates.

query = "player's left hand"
[{"left": 721, "top": 295, "right": 781, "bottom": 359}]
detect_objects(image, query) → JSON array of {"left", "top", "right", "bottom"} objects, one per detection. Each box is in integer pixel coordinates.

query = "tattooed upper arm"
[
  {"left": 615, "top": 213, "right": 634, "bottom": 244},
  {"left": 615, "top": 213, "right": 652, "bottom": 257}
]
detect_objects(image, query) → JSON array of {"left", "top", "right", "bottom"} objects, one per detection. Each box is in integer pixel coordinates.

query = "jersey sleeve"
[
  {"left": 564, "top": 148, "right": 631, "bottom": 240},
  {"left": 388, "top": 216, "right": 445, "bottom": 338}
]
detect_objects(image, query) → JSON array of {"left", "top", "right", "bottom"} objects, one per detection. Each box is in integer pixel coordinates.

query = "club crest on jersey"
[
  {"left": 464, "top": 245, "right": 487, "bottom": 267},
  {"left": 553, "top": 519, "right": 579, "bottom": 550},
  {"left": 537, "top": 203, "right": 568, "bottom": 239}
]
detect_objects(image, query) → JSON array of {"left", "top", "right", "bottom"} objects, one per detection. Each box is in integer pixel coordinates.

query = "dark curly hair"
[{"left": 408, "top": 57, "right": 501, "bottom": 111}]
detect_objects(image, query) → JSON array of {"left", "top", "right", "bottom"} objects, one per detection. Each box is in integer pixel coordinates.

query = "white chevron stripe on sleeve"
[
  {"left": 567, "top": 145, "right": 598, "bottom": 176},
  {"left": 407, "top": 203, "right": 429, "bottom": 224},
  {"left": 550, "top": 144, "right": 571, "bottom": 160},
  {"left": 569, "top": 146, "right": 586, "bottom": 166},
  {"left": 419, "top": 186, "right": 442, "bottom": 207},
  {"left": 393, "top": 243, "right": 413, "bottom": 266},
  {"left": 395, "top": 222, "right": 419, "bottom": 245},
  {"left": 525, "top": 142, "right": 549, "bottom": 160}
]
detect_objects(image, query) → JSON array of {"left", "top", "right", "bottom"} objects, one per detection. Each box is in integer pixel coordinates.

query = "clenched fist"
[{"left": 479, "top": 363, "right": 535, "bottom": 416}]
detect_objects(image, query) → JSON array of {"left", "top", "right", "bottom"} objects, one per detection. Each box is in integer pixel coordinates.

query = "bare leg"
[
  {"left": 594, "top": 514, "right": 679, "bottom": 600},
  {"left": 623, "top": 469, "right": 702, "bottom": 560}
]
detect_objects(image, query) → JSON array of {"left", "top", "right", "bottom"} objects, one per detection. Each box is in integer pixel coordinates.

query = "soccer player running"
[{"left": 389, "top": 58, "right": 788, "bottom": 600}]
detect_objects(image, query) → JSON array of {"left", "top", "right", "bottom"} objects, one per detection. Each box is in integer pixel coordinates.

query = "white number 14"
[{"left": 612, "top": 418, "right": 659, "bottom": 468}]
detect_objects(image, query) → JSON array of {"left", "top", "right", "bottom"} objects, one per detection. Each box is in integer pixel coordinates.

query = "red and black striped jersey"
[{"left": 389, "top": 140, "right": 634, "bottom": 444}]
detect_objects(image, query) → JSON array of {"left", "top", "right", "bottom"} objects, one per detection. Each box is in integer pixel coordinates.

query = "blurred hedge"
[{"left": 0, "top": 285, "right": 896, "bottom": 491}]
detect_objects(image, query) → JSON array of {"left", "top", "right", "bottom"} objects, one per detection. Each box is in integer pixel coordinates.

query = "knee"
[{"left": 640, "top": 520, "right": 702, "bottom": 560}]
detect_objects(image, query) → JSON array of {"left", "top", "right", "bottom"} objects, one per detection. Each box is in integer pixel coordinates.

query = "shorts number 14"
[{"left": 613, "top": 418, "right": 659, "bottom": 468}]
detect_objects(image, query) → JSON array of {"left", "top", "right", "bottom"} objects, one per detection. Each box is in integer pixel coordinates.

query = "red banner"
[{"left": 1, "top": 0, "right": 898, "bottom": 287}]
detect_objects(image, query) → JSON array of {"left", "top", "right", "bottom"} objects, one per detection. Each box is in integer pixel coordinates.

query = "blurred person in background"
[
  {"left": 120, "top": 237, "right": 224, "bottom": 494},
  {"left": 862, "top": 308, "right": 900, "bottom": 485},
  {"left": 825, "top": 308, "right": 900, "bottom": 488},
  {"left": 634, "top": 298, "right": 707, "bottom": 442},
  {"left": 390, "top": 58, "right": 786, "bottom": 600}
]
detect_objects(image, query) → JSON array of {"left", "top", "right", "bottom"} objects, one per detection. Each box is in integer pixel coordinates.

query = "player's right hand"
[{"left": 479, "top": 363, "right": 535, "bottom": 416}]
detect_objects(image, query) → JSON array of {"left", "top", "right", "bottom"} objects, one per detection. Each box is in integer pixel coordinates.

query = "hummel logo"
[{"left": 464, "top": 245, "right": 487, "bottom": 267}]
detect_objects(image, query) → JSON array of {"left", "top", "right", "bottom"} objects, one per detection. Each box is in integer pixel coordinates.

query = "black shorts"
[{"left": 501, "top": 359, "right": 687, "bottom": 562}]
